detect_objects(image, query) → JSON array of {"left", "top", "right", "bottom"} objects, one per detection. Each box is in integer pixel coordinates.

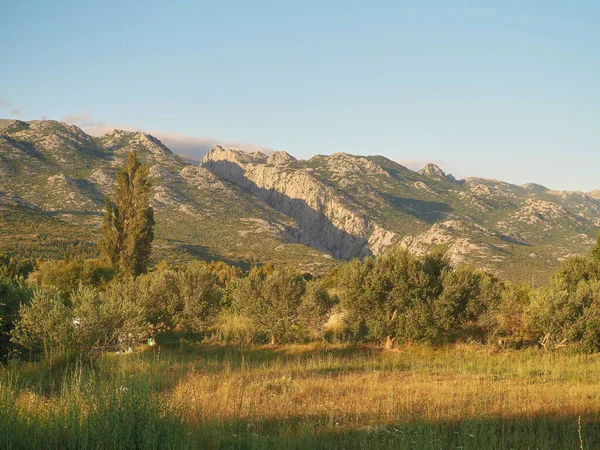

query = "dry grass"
[{"left": 3, "top": 342, "right": 600, "bottom": 449}]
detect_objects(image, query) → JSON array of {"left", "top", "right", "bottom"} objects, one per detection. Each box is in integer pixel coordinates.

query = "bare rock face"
[
  {"left": 203, "top": 146, "right": 399, "bottom": 258},
  {"left": 400, "top": 220, "right": 496, "bottom": 268},
  {"left": 419, "top": 163, "right": 458, "bottom": 183},
  {"left": 510, "top": 199, "right": 579, "bottom": 225},
  {"left": 267, "top": 151, "right": 296, "bottom": 165}
]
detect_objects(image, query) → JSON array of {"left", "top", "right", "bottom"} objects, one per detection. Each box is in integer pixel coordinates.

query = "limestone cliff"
[{"left": 202, "top": 146, "right": 399, "bottom": 258}]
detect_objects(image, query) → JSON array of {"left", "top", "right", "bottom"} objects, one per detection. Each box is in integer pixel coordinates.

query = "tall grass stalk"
[{"left": 2, "top": 343, "right": 600, "bottom": 449}]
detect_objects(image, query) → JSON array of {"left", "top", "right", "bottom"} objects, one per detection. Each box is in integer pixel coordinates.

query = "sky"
[{"left": 1, "top": 1, "right": 599, "bottom": 190}]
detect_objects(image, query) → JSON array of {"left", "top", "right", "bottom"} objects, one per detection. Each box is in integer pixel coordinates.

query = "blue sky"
[{"left": 2, "top": 1, "right": 599, "bottom": 190}]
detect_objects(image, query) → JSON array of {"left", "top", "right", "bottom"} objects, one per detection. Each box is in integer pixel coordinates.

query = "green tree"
[
  {"left": 72, "top": 284, "right": 146, "bottom": 351},
  {"left": 338, "top": 248, "right": 448, "bottom": 347},
  {"left": 0, "top": 278, "right": 32, "bottom": 359},
  {"left": 526, "top": 256, "right": 600, "bottom": 352},
  {"left": 231, "top": 267, "right": 319, "bottom": 344},
  {"left": 298, "top": 280, "right": 333, "bottom": 340},
  {"left": 176, "top": 262, "right": 221, "bottom": 334},
  {"left": 592, "top": 230, "right": 600, "bottom": 262},
  {"left": 30, "top": 257, "right": 114, "bottom": 297},
  {"left": 337, "top": 246, "right": 503, "bottom": 347},
  {"left": 11, "top": 290, "right": 74, "bottom": 361},
  {"left": 100, "top": 151, "right": 155, "bottom": 276}
]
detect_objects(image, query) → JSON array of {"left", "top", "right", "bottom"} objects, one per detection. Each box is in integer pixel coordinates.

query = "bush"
[
  {"left": 11, "top": 290, "right": 75, "bottom": 361},
  {"left": 132, "top": 262, "right": 222, "bottom": 334},
  {"left": 230, "top": 267, "right": 331, "bottom": 344},
  {"left": 0, "top": 253, "right": 34, "bottom": 280},
  {"left": 30, "top": 257, "right": 115, "bottom": 297},
  {"left": 337, "top": 246, "right": 504, "bottom": 347},
  {"left": 298, "top": 280, "right": 333, "bottom": 340},
  {"left": 135, "top": 265, "right": 181, "bottom": 329},
  {"left": 0, "top": 277, "right": 32, "bottom": 359},
  {"left": 214, "top": 312, "right": 257, "bottom": 344},
  {"left": 494, "top": 282, "right": 532, "bottom": 339},
  {"left": 526, "top": 257, "right": 600, "bottom": 352},
  {"left": 72, "top": 284, "right": 147, "bottom": 350},
  {"left": 176, "top": 261, "right": 221, "bottom": 333}
]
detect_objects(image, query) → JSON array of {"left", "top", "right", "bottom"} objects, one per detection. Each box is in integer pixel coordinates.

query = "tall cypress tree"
[
  {"left": 593, "top": 231, "right": 600, "bottom": 262},
  {"left": 100, "top": 152, "right": 154, "bottom": 276}
]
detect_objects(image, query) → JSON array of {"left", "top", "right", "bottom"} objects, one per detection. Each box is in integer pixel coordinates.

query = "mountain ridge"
[{"left": 1, "top": 118, "right": 598, "bottom": 283}]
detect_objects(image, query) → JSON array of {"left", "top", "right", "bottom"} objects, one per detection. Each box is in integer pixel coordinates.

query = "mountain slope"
[
  {"left": 1, "top": 119, "right": 598, "bottom": 283},
  {"left": 201, "top": 146, "right": 599, "bottom": 283},
  {"left": 0, "top": 120, "right": 330, "bottom": 270}
]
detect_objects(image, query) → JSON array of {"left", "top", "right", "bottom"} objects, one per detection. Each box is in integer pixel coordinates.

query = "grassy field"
[{"left": 2, "top": 340, "right": 600, "bottom": 449}]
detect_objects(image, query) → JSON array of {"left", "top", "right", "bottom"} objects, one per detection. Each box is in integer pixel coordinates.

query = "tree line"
[{"left": 3, "top": 152, "right": 600, "bottom": 363}]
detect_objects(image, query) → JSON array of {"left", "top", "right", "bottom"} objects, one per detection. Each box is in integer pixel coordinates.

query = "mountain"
[{"left": 1, "top": 119, "right": 599, "bottom": 283}]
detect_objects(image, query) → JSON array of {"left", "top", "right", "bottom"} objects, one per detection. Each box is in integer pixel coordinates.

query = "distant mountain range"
[{"left": 1, "top": 119, "right": 599, "bottom": 283}]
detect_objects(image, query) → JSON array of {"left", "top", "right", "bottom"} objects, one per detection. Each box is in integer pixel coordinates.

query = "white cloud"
[{"left": 61, "top": 112, "right": 93, "bottom": 124}]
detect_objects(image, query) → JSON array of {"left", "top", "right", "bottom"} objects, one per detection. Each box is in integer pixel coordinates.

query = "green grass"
[{"left": 2, "top": 341, "right": 600, "bottom": 449}]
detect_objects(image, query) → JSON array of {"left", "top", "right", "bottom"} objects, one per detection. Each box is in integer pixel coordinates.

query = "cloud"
[
  {"left": 61, "top": 112, "right": 135, "bottom": 136},
  {"left": 0, "top": 100, "right": 23, "bottom": 118},
  {"left": 61, "top": 112, "right": 272, "bottom": 160},
  {"left": 61, "top": 112, "right": 93, "bottom": 124}
]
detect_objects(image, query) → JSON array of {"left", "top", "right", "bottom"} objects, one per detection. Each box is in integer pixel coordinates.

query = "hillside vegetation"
[
  {"left": 2, "top": 119, "right": 600, "bottom": 282},
  {"left": 3, "top": 146, "right": 600, "bottom": 448}
]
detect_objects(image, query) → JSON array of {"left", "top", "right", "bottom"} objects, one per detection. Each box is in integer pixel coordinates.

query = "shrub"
[
  {"left": 0, "top": 253, "right": 34, "bottom": 280},
  {"left": 298, "top": 280, "right": 333, "bottom": 340},
  {"left": 11, "top": 290, "right": 75, "bottom": 361},
  {"left": 30, "top": 257, "right": 115, "bottom": 297},
  {"left": 135, "top": 265, "right": 181, "bottom": 329},
  {"left": 230, "top": 267, "right": 330, "bottom": 344},
  {"left": 0, "top": 277, "right": 32, "bottom": 359},
  {"left": 176, "top": 261, "right": 221, "bottom": 333},
  {"left": 71, "top": 284, "right": 147, "bottom": 350},
  {"left": 214, "top": 312, "right": 257, "bottom": 344},
  {"left": 337, "top": 246, "right": 503, "bottom": 347},
  {"left": 526, "top": 257, "right": 600, "bottom": 352},
  {"left": 495, "top": 282, "right": 532, "bottom": 339},
  {"left": 338, "top": 247, "right": 449, "bottom": 346}
]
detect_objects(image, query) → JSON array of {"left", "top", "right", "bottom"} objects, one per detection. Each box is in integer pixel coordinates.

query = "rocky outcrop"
[
  {"left": 0, "top": 191, "right": 40, "bottom": 211},
  {"left": 267, "top": 151, "right": 296, "bottom": 165},
  {"left": 588, "top": 190, "right": 600, "bottom": 200},
  {"left": 400, "top": 220, "right": 498, "bottom": 267},
  {"left": 202, "top": 146, "right": 399, "bottom": 258},
  {"left": 419, "top": 163, "right": 459, "bottom": 183}
]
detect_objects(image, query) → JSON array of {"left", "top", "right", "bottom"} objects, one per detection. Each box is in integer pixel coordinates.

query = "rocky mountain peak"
[
  {"left": 0, "top": 119, "right": 30, "bottom": 133},
  {"left": 522, "top": 183, "right": 549, "bottom": 193},
  {"left": 321, "top": 153, "right": 390, "bottom": 179},
  {"left": 27, "top": 120, "right": 91, "bottom": 141},
  {"left": 202, "top": 145, "right": 268, "bottom": 166},
  {"left": 267, "top": 151, "right": 296, "bottom": 166},
  {"left": 588, "top": 190, "right": 600, "bottom": 200},
  {"left": 419, "top": 163, "right": 458, "bottom": 183},
  {"left": 99, "top": 129, "right": 175, "bottom": 161}
]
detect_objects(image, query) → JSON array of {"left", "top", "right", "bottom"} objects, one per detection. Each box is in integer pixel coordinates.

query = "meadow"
[{"left": 1, "top": 339, "right": 599, "bottom": 449}]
